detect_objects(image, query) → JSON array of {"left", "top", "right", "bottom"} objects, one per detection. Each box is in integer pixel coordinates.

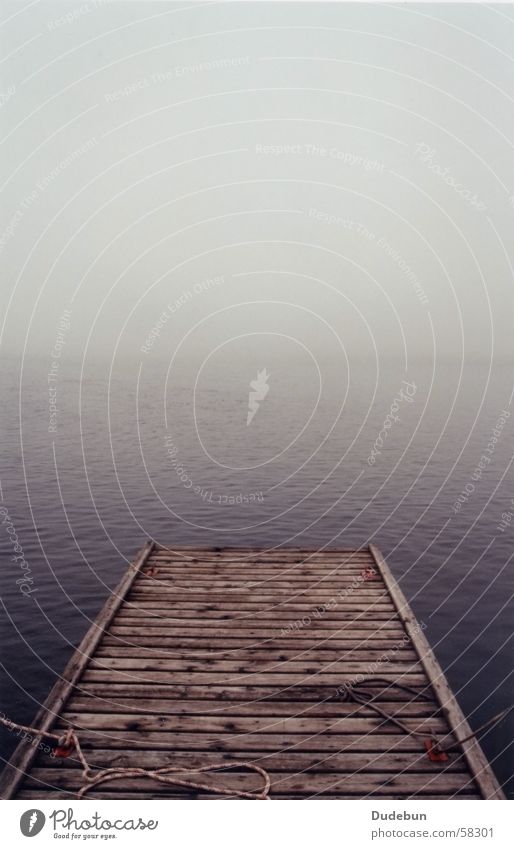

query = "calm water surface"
[{"left": 0, "top": 356, "right": 512, "bottom": 795}]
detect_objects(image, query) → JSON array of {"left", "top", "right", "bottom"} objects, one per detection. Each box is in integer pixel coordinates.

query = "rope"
[
  {"left": 0, "top": 716, "right": 270, "bottom": 800},
  {"left": 338, "top": 678, "right": 514, "bottom": 754},
  {"left": 338, "top": 677, "right": 435, "bottom": 741},
  {"left": 438, "top": 704, "right": 514, "bottom": 750},
  {"left": 3, "top": 694, "right": 511, "bottom": 794}
]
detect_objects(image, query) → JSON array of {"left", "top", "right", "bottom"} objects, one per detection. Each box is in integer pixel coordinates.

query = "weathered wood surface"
[{"left": 1, "top": 544, "right": 504, "bottom": 800}]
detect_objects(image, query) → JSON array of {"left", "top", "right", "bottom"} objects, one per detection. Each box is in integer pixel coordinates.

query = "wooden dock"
[{"left": 0, "top": 542, "right": 504, "bottom": 799}]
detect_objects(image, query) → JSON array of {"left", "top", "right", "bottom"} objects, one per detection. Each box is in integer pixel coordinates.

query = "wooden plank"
[
  {"left": 145, "top": 558, "right": 374, "bottom": 564},
  {"left": 0, "top": 540, "right": 155, "bottom": 800},
  {"left": 122, "top": 596, "right": 394, "bottom": 607},
  {"left": 146, "top": 569, "right": 374, "bottom": 576},
  {"left": 145, "top": 564, "right": 371, "bottom": 570},
  {"left": 143, "top": 559, "right": 375, "bottom": 567},
  {"left": 100, "top": 640, "right": 409, "bottom": 656},
  {"left": 124, "top": 595, "right": 390, "bottom": 607},
  {"left": 150, "top": 549, "right": 372, "bottom": 558},
  {"left": 82, "top": 670, "right": 429, "bottom": 686},
  {"left": 144, "top": 562, "right": 374, "bottom": 569},
  {"left": 127, "top": 588, "right": 378, "bottom": 600},
  {"left": 148, "top": 563, "right": 372, "bottom": 568},
  {"left": 142, "top": 576, "right": 373, "bottom": 584},
  {"left": 134, "top": 575, "right": 384, "bottom": 584},
  {"left": 140, "top": 580, "right": 376, "bottom": 588},
  {"left": 145, "top": 556, "right": 375, "bottom": 563},
  {"left": 116, "top": 611, "right": 397, "bottom": 622},
  {"left": 55, "top": 713, "right": 448, "bottom": 734},
  {"left": 64, "top": 697, "right": 439, "bottom": 718},
  {"left": 116, "top": 609, "right": 396, "bottom": 621},
  {"left": 112, "top": 606, "right": 396, "bottom": 620},
  {"left": 18, "top": 729, "right": 454, "bottom": 753},
  {"left": 369, "top": 544, "right": 505, "bottom": 800},
  {"left": 148, "top": 558, "right": 373, "bottom": 565},
  {"left": 15, "top": 790, "right": 482, "bottom": 800},
  {"left": 103, "top": 633, "right": 407, "bottom": 645},
  {"left": 148, "top": 567, "right": 373, "bottom": 573},
  {"left": 110, "top": 614, "right": 400, "bottom": 627},
  {"left": 129, "top": 593, "right": 384, "bottom": 603},
  {"left": 86, "top": 657, "right": 423, "bottom": 674},
  {"left": 150, "top": 549, "right": 373, "bottom": 555},
  {"left": 145, "top": 563, "right": 377, "bottom": 568},
  {"left": 69, "top": 683, "right": 433, "bottom": 702},
  {"left": 94, "top": 647, "right": 418, "bottom": 661},
  {"left": 33, "top": 748, "right": 463, "bottom": 773},
  {"left": 14, "top": 789, "right": 480, "bottom": 800},
  {"left": 111, "top": 615, "right": 402, "bottom": 628},
  {"left": 22, "top": 769, "right": 475, "bottom": 796},
  {"left": 131, "top": 585, "right": 387, "bottom": 594},
  {"left": 109, "top": 619, "right": 405, "bottom": 644},
  {"left": 129, "top": 588, "right": 388, "bottom": 599}
]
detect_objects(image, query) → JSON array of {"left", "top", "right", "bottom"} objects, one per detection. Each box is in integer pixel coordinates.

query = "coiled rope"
[
  {"left": 2, "top": 690, "right": 511, "bottom": 794},
  {"left": 0, "top": 716, "right": 270, "bottom": 799}
]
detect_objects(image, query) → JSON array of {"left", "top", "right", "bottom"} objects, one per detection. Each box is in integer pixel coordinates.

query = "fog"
[
  {"left": 1, "top": 4, "right": 513, "bottom": 796},
  {"left": 1, "top": 1, "right": 513, "bottom": 368}
]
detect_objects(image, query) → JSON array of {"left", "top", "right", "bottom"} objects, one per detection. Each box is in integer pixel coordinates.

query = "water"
[{"left": 0, "top": 354, "right": 512, "bottom": 796}]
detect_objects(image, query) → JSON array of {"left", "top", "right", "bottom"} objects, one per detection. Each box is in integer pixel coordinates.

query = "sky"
[{"left": 1, "top": 1, "right": 513, "bottom": 368}]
